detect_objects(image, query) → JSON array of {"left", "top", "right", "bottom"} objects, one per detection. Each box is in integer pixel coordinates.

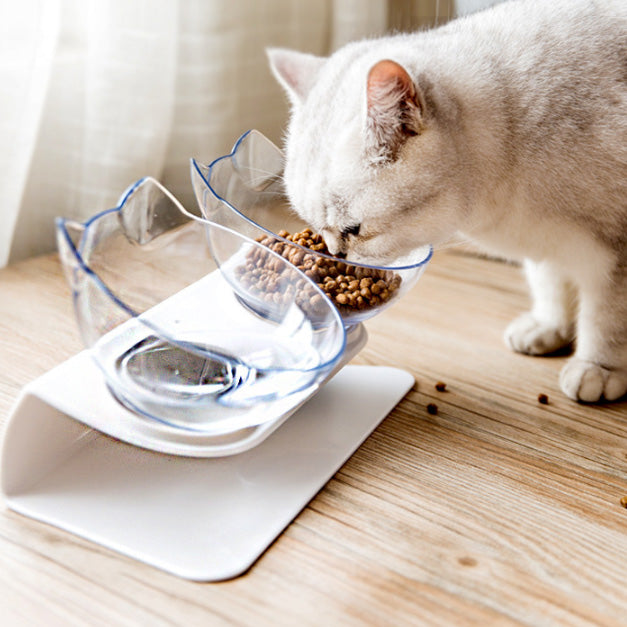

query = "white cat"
[{"left": 268, "top": 0, "right": 627, "bottom": 403}]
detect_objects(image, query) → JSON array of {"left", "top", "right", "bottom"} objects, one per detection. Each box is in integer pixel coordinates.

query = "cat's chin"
[
  {"left": 347, "top": 241, "right": 432, "bottom": 268},
  {"left": 344, "top": 250, "right": 393, "bottom": 267},
  {"left": 346, "top": 249, "right": 420, "bottom": 268}
]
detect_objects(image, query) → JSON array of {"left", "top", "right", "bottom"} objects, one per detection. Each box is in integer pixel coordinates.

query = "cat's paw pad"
[
  {"left": 504, "top": 313, "right": 572, "bottom": 356},
  {"left": 560, "top": 359, "right": 627, "bottom": 402}
]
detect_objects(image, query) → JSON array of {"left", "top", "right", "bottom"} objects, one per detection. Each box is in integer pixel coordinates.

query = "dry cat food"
[
  {"left": 426, "top": 403, "right": 438, "bottom": 415},
  {"left": 620, "top": 496, "right": 627, "bottom": 509},
  {"left": 537, "top": 393, "right": 549, "bottom": 405},
  {"left": 435, "top": 381, "right": 447, "bottom": 392},
  {"left": 237, "top": 228, "right": 402, "bottom": 315}
]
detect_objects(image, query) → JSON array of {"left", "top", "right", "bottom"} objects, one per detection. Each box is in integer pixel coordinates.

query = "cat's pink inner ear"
[
  {"left": 364, "top": 60, "right": 423, "bottom": 161},
  {"left": 366, "top": 59, "right": 423, "bottom": 140},
  {"left": 367, "top": 60, "right": 416, "bottom": 108}
]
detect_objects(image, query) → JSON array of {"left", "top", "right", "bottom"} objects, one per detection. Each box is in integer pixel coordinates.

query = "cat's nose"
[{"left": 321, "top": 228, "right": 343, "bottom": 255}]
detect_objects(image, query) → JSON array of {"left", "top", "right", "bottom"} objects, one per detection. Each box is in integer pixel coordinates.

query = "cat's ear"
[
  {"left": 267, "top": 48, "right": 325, "bottom": 105},
  {"left": 365, "top": 59, "right": 424, "bottom": 162}
]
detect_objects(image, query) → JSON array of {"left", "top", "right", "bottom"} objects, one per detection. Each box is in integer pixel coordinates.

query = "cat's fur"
[{"left": 268, "top": 0, "right": 627, "bottom": 403}]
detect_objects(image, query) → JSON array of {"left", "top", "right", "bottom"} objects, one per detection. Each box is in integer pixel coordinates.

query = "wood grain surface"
[{"left": 1, "top": 251, "right": 626, "bottom": 626}]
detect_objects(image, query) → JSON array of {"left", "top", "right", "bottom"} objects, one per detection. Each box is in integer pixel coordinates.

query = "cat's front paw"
[
  {"left": 560, "top": 359, "right": 627, "bottom": 402},
  {"left": 504, "top": 313, "right": 573, "bottom": 356}
]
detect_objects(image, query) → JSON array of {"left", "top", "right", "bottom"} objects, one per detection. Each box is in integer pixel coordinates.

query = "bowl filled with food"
[{"left": 190, "top": 130, "right": 432, "bottom": 327}]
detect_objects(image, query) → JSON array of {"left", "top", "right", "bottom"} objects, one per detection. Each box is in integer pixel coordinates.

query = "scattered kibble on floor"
[
  {"left": 620, "top": 496, "right": 627, "bottom": 509},
  {"left": 537, "top": 393, "right": 549, "bottom": 405},
  {"left": 426, "top": 403, "right": 438, "bottom": 415},
  {"left": 435, "top": 381, "right": 447, "bottom": 392}
]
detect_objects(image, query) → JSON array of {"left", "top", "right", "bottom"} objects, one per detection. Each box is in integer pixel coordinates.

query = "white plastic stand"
[{"left": 1, "top": 339, "right": 414, "bottom": 580}]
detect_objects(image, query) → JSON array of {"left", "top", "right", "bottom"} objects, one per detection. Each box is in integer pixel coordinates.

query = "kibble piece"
[
  {"left": 426, "top": 403, "right": 438, "bottom": 415},
  {"left": 538, "top": 393, "right": 549, "bottom": 405},
  {"left": 435, "top": 381, "right": 447, "bottom": 392},
  {"left": 620, "top": 496, "right": 627, "bottom": 509}
]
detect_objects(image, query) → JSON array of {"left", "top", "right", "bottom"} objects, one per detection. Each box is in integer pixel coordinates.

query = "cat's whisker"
[
  {"left": 240, "top": 166, "right": 285, "bottom": 181},
  {"left": 235, "top": 163, "right": 285, "bottom": 177}
]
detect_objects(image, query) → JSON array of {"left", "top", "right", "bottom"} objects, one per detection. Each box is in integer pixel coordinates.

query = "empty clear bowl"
[
  {"left": 56, "top": 177, "right": 346, "bottom": 433},
  {"left": 191, "top": 130, "right": 432, "bottom": 326}
]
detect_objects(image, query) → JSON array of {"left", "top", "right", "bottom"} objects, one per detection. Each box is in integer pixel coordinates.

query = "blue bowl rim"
[{"left": 56, "top": 176, "right": 347, "bottom": 377}]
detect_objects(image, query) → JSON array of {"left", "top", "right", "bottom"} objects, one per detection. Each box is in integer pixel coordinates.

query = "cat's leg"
[
  {"left": 505, "top": 259, "right": 576, "bottom": 355},
  {"left": 560, "top": 275, "right": 627, "bottom": 402}
]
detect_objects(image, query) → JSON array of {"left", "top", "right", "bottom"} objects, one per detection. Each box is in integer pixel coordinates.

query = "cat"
[{"left": 267, "top": 0, "right": 627, "bottom": 403}]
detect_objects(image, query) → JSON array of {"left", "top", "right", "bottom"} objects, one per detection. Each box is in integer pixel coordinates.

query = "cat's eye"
[{"left": 342, "top": 223, "right": 361, "bottom": 237}]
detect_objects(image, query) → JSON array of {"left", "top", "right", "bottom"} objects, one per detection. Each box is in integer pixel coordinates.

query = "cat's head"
[{"left": 268, "top": 46, "right": 463, "bottom": 264}]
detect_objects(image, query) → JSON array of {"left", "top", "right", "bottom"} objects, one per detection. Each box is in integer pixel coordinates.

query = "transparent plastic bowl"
[
  {"left": 191, "top": 130, "right": 432, "bottom": 327},
  {"left": 56, "top": 177, "right": 346, "bottom": 433}
]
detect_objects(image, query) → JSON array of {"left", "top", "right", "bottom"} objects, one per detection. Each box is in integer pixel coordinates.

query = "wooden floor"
[{"left": 1, "top": 250, "right": 626, "bottom": 625}]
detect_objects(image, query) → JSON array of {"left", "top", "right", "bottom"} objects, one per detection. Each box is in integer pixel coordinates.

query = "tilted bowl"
[
  {"left": 191, "top": 129, "right": 432, "bottom": 327},
  {"left": 56, "top": 177, "right": 346, "bottom": 434}
]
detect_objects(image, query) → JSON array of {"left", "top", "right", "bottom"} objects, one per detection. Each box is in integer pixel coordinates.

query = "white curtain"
[
  {"left": 1, "top": 0, "right": 467, "bottom": 267},
  {"left": 0, "top": 0, "right": 392, "bottom": 266}
]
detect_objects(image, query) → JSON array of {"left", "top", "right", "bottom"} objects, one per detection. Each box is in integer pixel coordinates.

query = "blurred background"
[{"left": 1, "top": 0, "right": 500, "bottom": 267}]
